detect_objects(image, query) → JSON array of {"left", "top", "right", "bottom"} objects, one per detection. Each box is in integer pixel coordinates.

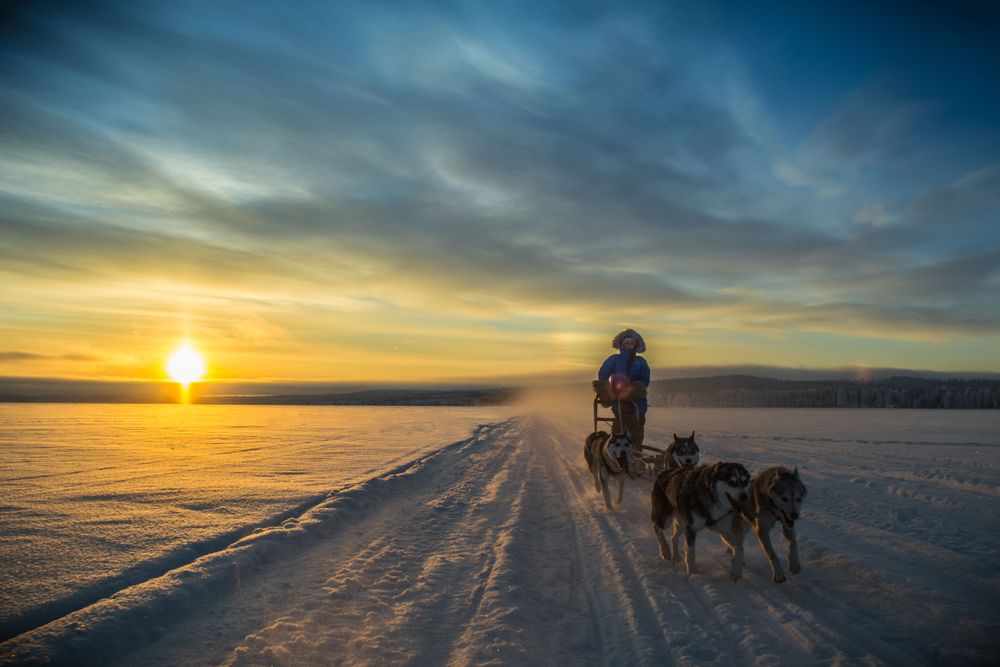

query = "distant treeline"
[
  {"left": 200, "top": 388, "right": 518, "bottom": 406},
  {"left": 0, "top": 381, "right": 518, "bottom": 406},
  {"left": 649, "top": 376, "right": 1000, "bottom": 409}
]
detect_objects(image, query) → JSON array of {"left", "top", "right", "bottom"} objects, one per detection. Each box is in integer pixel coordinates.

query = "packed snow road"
[{"left": 3, "top": 412, "right": 997, "bottom": 665}]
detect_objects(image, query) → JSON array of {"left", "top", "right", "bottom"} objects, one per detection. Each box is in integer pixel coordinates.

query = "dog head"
[
  {"left": 666, "top": 431, "right": 700, "bottom": 469},
  {"left": 711, "top": 461, "right": 751, "bottom": 508},
  {"left": 603, "top": 432, "right": 634, "bottom": 474},
  {"left": 767, "top": 467, "right": 807, "bottom": 523}
]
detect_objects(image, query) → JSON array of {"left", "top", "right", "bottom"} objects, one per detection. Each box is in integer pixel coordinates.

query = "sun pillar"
[{"left": 167, "top": 342, "right": 206, "bottom": 404}]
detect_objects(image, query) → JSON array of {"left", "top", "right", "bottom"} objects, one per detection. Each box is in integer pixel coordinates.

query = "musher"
[{"left": 596, "top": 328, "right": 650, "bottom": 448}]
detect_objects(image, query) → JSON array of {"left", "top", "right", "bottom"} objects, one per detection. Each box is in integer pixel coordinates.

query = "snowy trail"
[{"left": 2, "top": 413, "right": 998, "bottom": 665}]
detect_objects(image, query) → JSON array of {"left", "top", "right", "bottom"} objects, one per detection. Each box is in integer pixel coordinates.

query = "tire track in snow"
[
  {"left": 42, "top": 420, "right": 520, "bottom": 667},
  {"left": 541, "top": 432, "right": 612, "bottom": 666},
  {"left": 547, "top": 421, "right": 722, "bottom": 665},
  {"left": 448, "top": 416, "right": 650, "bottom": 665},
  {"left": 219, "top": 422, "right": 531, "bottom": 666}
]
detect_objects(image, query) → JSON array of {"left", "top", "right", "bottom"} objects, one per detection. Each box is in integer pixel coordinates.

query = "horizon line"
[{"left": 3, "top": 363, "right": 1000, "bottom": 390}]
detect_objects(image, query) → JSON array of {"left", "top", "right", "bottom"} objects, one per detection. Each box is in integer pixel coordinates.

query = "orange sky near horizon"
[{"left": 2, "top": 282, "right": 996, "bottom": 384}]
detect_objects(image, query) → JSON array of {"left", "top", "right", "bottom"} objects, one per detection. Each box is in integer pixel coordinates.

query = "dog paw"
[
  {"left": 773, "top": 574, "right": 786, "bottom": 584},
  {"left": 790, "top": 563, "right": 801, "bottom": 574}
]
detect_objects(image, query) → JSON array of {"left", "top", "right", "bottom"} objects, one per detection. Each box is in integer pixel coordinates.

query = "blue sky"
[{"left": 1, "top": 0, "right": 998, "bottom": 382}]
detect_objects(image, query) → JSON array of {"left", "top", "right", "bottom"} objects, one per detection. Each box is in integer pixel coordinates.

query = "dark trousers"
[{"left": 613, "top": 403, "right": 645, "bottom": 448}]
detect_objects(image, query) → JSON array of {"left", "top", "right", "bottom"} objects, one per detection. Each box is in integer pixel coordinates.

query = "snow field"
[
  {"left": 0, "top": 404, "right": 512, "bottom": 640},
  {"left": 2, "top": 409, "right": 998, "bottom": 665}
]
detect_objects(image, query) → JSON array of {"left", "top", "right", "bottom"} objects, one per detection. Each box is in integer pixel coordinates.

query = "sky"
[{"left": 1, "top": 0, "right": 999, "bottom": 385}]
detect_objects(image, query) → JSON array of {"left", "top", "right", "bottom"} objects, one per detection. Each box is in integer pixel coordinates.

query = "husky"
[
  {"left": 663, "top": 431, "right": 700, "bottom": 471},
  {"left": 651, "top": 461, "right": 751, "bottom": 580},
  {"left": 584, "top": 430, "right": 634, "bottom": 510},
  {"left": 741, "top": 466, "right": 807, "bottom": 583}
]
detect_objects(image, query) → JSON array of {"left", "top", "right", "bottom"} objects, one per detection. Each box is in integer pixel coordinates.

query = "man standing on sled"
[{"left": 595, "top": 328, "right": 650, "bottom": 448}]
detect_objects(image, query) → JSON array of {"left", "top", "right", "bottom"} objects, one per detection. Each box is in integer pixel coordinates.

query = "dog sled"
[{"left": 592, "top": 391, "right": 665, "bottom": 480}]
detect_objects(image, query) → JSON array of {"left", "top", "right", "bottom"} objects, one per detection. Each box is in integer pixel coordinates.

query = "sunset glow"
[{"left": 166, "top": 344, "right": 206, "bottom": 386}]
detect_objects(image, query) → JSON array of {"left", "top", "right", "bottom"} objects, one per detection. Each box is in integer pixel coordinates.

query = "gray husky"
[
  {"left": 584, "top": 431, "right": 634, "bottom": 510},
  {"left": 651, "top": 462, "right": 751, "bottom": 580},
  {"left": 740, "top": 466, "right": 807, "bottom": 583},
  {"left": 663, "top": 431, "right": 700, "bottom": 471}
]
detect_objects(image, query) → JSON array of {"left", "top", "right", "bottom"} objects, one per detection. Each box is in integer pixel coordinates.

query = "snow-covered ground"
[
  {"left": 0, "top": 404, "right": 513, "bottom": 643},
  {"left": 2, "top": 406, "right": 998, "bottom": 665}
]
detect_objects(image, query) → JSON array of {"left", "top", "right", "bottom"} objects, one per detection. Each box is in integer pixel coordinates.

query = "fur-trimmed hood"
[{"left": 611, "top": 328, "right": 646, "bottom": 353}]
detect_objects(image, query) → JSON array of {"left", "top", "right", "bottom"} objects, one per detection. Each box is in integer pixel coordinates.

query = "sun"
[{"left": 167, "top": 343, "right": 206, "bottom": 385}]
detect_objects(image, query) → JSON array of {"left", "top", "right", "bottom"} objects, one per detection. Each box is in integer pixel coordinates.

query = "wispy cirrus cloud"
[{"left": 1, "top": 0, "right": 998, "bottom": 380}]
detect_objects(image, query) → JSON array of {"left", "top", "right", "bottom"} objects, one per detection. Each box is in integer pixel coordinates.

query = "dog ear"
[
  {"left": 793, "top": 466, "right": 800, "bottom": 480},
  {"left": 689, "top": 430, "right": 695, "bottom": 440},
  {"left": 766, "top": 471, "right": 779, "bottom": 495},
  {"left": 673, "top": 433, "right": 679, "bottom": 441}
]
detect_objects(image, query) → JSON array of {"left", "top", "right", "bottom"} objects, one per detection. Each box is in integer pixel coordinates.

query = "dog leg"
[
  {"left": 653, "top": 522, "right": 672, "bottom": 561},
  {"left": 684, "top": 526, "right": 698, "bottom": 576},
  {"left": 717, "top": 517, "right": 737, "bottom": 555},
  {"left": 651, "top": 484, "right": 673, "bottom": 562},
  {"left": 784, "top": 524, "right": 801, "bottom": 575},
  {"left": 587, "top": 444, "right": 603, "bottom": 493},
  {"left": 599, "top": 466, "right": 613, "bottom": 511},
  {"left": 715, "top": 521, "right": 745, "bottom": 582},
  {"left": 669, "top": 519, "right": 682, "bottom": 565},
  {"left": 615, "top": 474, "right": 624, "bottom": 505},
  {"left": 755, "top": 520, "right": 786, "bottom": 583}
]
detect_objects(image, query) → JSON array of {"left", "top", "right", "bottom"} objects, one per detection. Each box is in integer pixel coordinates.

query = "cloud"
[
  {"left": 771, "top": 161, "right": 845, "bottom": 199},
  {"left": 0, "top": 352, "right": 46, "bottom": 361},
  {"left": 903, "top": 164, "right": 1000, "bottom": 231},
  {"left": 853, "top": 201, "right": 897, "bottom": 227},
  {"left": 804, "top": 85, "right": 931, "bottom": 168},
  {"left": 0, "top": 351, "right": 101, "bottom": 362},
  {"left": 0, "top": 1, "right": 998, "bottom": 377}
]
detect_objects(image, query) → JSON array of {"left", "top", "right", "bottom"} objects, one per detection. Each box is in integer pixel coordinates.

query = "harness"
[
  {"left": 738, "top": 494, "right": 795, "bottom": 527},
  {"left": 706, "top": 491, "right": 743, "bottom": 527},
  {"left": 613, "top": 397, "right": 626, "bottom": 435}
]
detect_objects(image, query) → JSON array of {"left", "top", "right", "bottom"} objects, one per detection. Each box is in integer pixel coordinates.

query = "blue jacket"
[{"left": 598, "top": 350, "right": 650, "bottom": 413}]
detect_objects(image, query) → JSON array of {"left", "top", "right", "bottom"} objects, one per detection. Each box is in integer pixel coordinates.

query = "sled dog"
[
  {"left": 651, "top": 461, "right": 751, "bottom": 580},
  {"left": 663, "top": 431, "right": 700, "bottom": 471},
  {"left": 742, "top": 466, "right": 807, "bottom": 583},
  {"left": 584, "top": 430, "right": 634, "bottom": 510}
]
